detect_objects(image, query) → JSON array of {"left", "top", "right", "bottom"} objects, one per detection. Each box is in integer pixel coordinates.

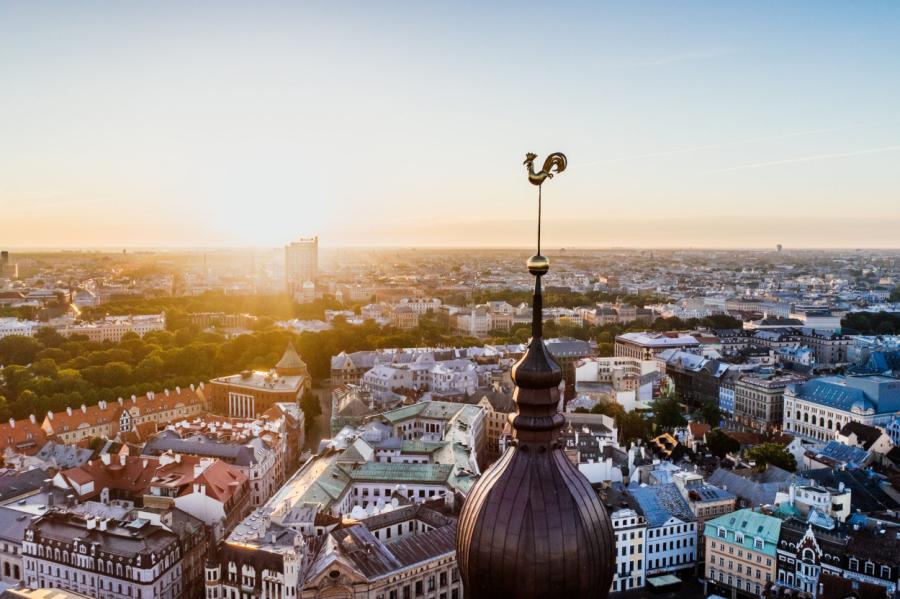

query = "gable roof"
[{"left": 838, "top": 421, "right": 885, "bottom": 450}]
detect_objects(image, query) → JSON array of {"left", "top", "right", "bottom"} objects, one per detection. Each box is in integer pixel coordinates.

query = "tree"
[
  {"left": 591, "top": 401, "right": 625, "bottom": 419},
  {"left": 616, "top": 412, "right": 649, "bottom": 446},
  {"left": 745, "top": 443, "right": 796, "bottom": 472},
  {"left": 705, "top": 429, "right": 740, "bottom": 458},
  {"left": 652, "top": 395, "right": 686, "bottom": 432},
  {"left": 697, "top": 400, "right": 723, "bottom": 426},
  {"left": 299, "top": 389, "right": 321, "bottom": 433},
  {"left": 0, "top": 395, "right": 11, "bottom": 421},
  {"left": 0, "top": 335, "right": 43, "bottom": 365}
]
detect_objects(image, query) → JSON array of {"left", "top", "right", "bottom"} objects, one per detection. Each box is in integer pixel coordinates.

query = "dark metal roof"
[{"left": 457, "top": 265, "right": 614, "bottom": 598}]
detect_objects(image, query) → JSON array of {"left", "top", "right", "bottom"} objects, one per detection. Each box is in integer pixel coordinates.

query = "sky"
[{"left": 2, "top": 1, "right": 900, "bottom": 249}]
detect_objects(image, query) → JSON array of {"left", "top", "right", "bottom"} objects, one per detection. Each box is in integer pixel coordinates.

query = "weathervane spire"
[
  {"left": 456, "top": 151, "right": 615, "bottom": 599},
  {"left": 522, "top": 151, "right": 567, "bottom": 338}
]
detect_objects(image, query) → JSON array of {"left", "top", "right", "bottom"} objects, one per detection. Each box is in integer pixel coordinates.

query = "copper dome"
[{"left": 456, "top": 269, "right": 615, "bottom": 598}]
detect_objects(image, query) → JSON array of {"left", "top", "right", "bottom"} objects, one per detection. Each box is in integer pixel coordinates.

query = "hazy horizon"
[{"left": 3, "top": 2, "right": 900, "bottom": 248}]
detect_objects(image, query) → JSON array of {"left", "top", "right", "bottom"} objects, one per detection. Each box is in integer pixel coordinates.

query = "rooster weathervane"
[{"left": 523, "top": 152, "right": 567, "bottom": 277}]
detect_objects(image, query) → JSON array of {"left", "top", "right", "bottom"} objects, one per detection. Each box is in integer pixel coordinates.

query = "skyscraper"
[{"left": 284, "top": 236, "right": 318, "bottom": 300}]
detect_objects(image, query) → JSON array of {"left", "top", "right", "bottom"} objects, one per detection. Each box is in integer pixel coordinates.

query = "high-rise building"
[
  {"left": 0, "top": 251, "right": 16, "bottom": 279},
  {"left": 285, "top": 236, "right": 318, "bottom": 300}
]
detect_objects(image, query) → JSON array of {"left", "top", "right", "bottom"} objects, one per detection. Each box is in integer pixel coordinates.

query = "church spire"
[
  {"left": 456, "top": 153, "right": 615, "bottom": 599},
  {"left": 275, "top": 342, "right": 307, "bottom": 376}
]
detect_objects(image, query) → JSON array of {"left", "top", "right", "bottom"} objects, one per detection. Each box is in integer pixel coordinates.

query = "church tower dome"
[{"left": 456, "top": 153, "right": 615, "bottom": 598}]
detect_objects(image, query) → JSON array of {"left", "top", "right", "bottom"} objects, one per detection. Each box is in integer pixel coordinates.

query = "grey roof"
[
  {"left": 628, "top": 483, "right": 695, "bottom": 527},
  {"left": 315, "top": 521, "right": 456, "bottom": 581},
  {"left": 544, "top": 337, "right": 595, "bottom": 357},
  {"left": 36, "top": 442, "right": 94, "bottom": 469},
  {"left": 801, "top": 468, "right": 900, "bottom": 513},
  {"left": 31, "top": 512, "right": 178, "bottom": 559},
  {"left": 684, "top": 482, "right": 735, "bottom": 503},
  {"left": 141, "top": 431, "right": 259, "bottom": 466},
  {"left": 0, "top": 506, "right": 33, "bottom": 543},
  {"left": 706, "top": 467, "right": 798, "bottom": 506},
  {"left": 0, "top": 468, "right": 50, "bottom": 503}
]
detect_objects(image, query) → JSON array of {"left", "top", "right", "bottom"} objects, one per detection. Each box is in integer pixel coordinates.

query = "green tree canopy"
[
  {"left": 705, "top": 429, "right": 740, "bottom": 458},
  {"left": 745, "top": 442, "right": 797, "bottom": 472},
  {"left": 652, "top": 395, "right": 686, "bottom": 432},
  {"left": 616, "top": 411, "right": 649, "bottom": 446}
]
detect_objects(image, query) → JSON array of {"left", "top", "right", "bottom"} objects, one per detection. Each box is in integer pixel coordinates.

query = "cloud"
[
  {"left": 628, "top": 48, "right": 734, "bottom": 67},
  {"left": 711, "top": 144, "right": 900, "bottom": 173}
]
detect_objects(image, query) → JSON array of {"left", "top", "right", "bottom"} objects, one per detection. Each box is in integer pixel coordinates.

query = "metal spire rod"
[
  {"left": 537, "top": 183, "right": 542, "bottom": 256},
  {"left": 523, "top": 152, "right": 567, "bottom": 339}
]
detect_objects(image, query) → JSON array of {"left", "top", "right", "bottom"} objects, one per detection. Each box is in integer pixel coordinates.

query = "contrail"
[{"left": 711, "top": 144, "right": 900, "bottom": 173}]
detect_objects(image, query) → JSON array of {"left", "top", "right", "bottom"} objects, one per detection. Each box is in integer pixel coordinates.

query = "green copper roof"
[
  {"left": 704, "top": 508, "right": 781, "bottom": 557},
  {"left": 341, "top": 462, "right": 453, "bottom": 484},
  {"left": 401, "top": 440, "right": 444, "bottom": 454},
  {"left": 381, "top": 401, "right": 466, "bottom": 423}
]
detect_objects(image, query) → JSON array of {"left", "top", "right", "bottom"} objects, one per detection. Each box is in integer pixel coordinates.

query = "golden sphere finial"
[{"left": 527, "top": 254, "right": 549, "bottom": 276}]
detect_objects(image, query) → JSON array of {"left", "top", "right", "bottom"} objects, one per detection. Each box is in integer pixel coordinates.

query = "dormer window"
[
  {"left": 754, "top": 538, "right": 764, "bottom": 549},
  {"left": 717, "top": 527, "right": 727, "bottom": 539},
  {"left": 735, "top": 532, "right": 744, "bottom": 543}
]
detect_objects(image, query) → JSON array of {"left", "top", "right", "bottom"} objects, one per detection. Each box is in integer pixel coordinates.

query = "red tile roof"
[{"left": 0, "top": 417, "right": 48, "bottom": 455}]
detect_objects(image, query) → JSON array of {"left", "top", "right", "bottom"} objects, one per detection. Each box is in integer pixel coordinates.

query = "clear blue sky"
[{"left": 2, "top": 1, "right": 899, "bottom": 248}]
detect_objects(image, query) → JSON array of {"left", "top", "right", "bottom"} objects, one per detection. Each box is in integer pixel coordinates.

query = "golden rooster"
[{"left": 523, "top": 152, "right": 567, "bottom": 186}]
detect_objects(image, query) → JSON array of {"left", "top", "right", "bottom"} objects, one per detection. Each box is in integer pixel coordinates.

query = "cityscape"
[{"left": 3, "top": 3, "right": 900, "bottom": 599}]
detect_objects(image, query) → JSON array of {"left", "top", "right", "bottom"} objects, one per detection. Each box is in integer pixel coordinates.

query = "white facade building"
[
  {"left": 610, "top": 506, "right": 647, "bottom": 593},
  {"left": 22, "top": 513, "right": 183, "bottom": 599},
  {"left": 783, "top": 376, "right": 900, "bottom": 443}
]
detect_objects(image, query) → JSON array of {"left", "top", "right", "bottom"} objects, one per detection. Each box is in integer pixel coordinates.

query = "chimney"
[
  {"left": 119, "top": 454, "right": 126, "bottom": 466},
  {"left": 131, "top": 395, "right": 137, "bottom": 404},
  {"left": 118, "top": 397, "right": 124, "bottom": 406},
  {"left": 175, "top": 386, "right": 181, "bottom": 394},
  {"left": 101, "top": 453, "right": 111, "bottom": 465},
  {"left": 86, "top": 517, "right": 97, "bottom": 530},
  {"left": 99, "top": 519, "right": 108, "bottom": 532},
  {"left": 81, "top": 404, "right": 87, "bottom": 414},
  {"left": 8, "top": 418, "right": 14, "bottom": 429},
  {"left": 29, "top": 414, "right": 35, "bottom": 424},
  {"left": 190, "top": 384, "right": 195, "bottom": 392},
  {"left": 66, "top": 407, "right": 72, "bottom": 416}
]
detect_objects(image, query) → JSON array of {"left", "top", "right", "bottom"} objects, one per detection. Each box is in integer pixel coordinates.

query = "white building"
[
  {"left": 22, "top": 512, "right": 183, "bottom": 599},
  {"left": 55, "top": 313, "right": 166, "bottom": 342},
  {"left": 396, "top": 297, "right": 442, "bottom": 314},
  {"left": 783, "top": 375, "right": 900, "bottom": 442},
  {"left": 630, "top": 484, "right": 698, "bottom": 577},
  {"left": 0, "top": 318, "right": 37, "bottom": 339},
  {"left": 608, "top": 502, "right": 647, "bottom": 593}
]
